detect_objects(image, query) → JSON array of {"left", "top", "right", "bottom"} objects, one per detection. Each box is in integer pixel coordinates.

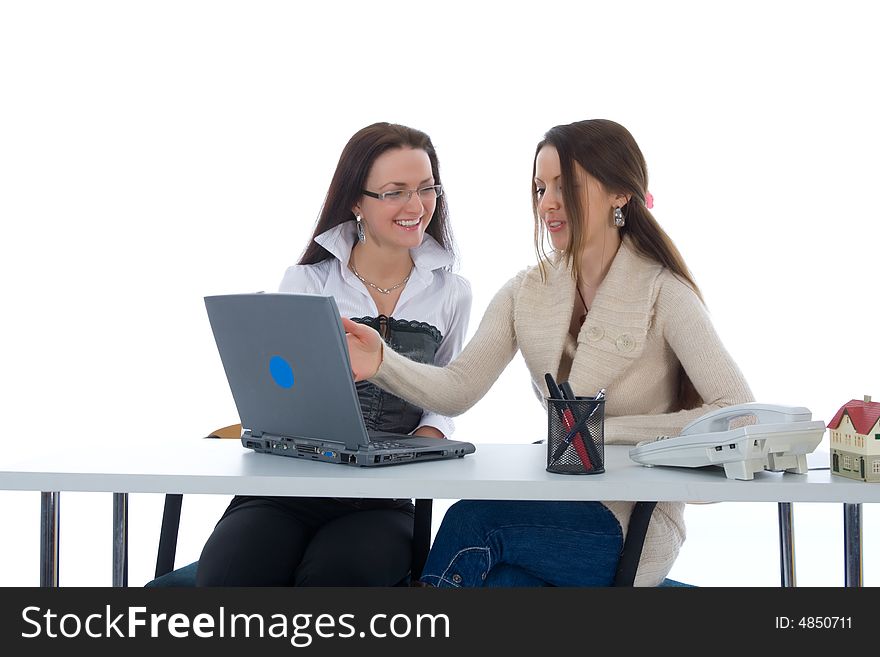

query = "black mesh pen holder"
[{"left": 546, "top": 397, "right": 605, "bottom": 475}]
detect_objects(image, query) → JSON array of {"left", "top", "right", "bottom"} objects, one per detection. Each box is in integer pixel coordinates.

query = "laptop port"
[
  {"left": 296, "top": 445, "right": 319, "bottom": 454},
  {"left": 391, "top": 453, "right": 414, "bottom": 461}
]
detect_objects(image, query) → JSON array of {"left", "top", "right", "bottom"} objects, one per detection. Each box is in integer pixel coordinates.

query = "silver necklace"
[{"left": 348, "top": 260, "right": 413, "bottom": 295}]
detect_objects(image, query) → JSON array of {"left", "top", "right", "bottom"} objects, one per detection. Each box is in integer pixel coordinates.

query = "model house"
[{"left": 828, "top": 395, "right": 880, "bottom": 482}]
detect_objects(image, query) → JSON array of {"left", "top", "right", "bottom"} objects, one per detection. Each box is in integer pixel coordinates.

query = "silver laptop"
[{"left": 204, "top": 293, "right": 476, "bottom": 466}]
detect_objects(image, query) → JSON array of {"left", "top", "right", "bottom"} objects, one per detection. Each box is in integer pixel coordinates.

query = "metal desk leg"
[
  {"left": 777, "top": 502, "right": 796, "bottom": 587},
  {"left": 843, "top": 503, "right": 862, "bottom": 587},
  {"left": 113, "top": 493, "right": 128, "bottom": 587},
  {"left": 40, "top": 492, "right": 60, "bottom": 587}
]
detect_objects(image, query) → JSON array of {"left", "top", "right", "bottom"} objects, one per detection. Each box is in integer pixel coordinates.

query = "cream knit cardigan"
[{"left": 372, "top": 237, "right": 753, "bottom": 586}]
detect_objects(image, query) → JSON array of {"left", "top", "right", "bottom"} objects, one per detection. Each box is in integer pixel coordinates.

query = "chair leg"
[
  {"left": 411, "top": 499, "right": 433, "bottom": 581},
  {"left": 614, "top": 501, "right": 657, "bottom": 586},
  {"left": 155, "top": 494, "right": 183, "bottom": 578}
]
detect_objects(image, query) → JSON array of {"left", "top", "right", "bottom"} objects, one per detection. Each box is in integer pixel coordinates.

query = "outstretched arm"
[{"left": 343, "top": 273, "right": 524, "bottom": 417}]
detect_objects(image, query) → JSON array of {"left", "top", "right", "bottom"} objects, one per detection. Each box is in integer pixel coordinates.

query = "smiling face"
[
  {"left": 353, "top": 147, "right": 436, "bottom": 251},
  {"left": 534, "top": 145, "right": 620, "bottom": 252}
]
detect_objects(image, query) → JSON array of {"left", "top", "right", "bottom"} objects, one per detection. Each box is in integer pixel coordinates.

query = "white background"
[{"left": 1, "top": 0, "right": 877, "bottom": 587}]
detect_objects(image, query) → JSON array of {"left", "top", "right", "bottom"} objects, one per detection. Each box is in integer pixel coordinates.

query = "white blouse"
[{"left": 278, "top": 221, "right": 472, "bottom": 437}]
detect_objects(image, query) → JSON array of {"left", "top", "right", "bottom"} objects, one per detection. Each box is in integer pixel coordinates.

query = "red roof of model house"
[{"left": 828, "top": 397, "right": 880, "bottom": 435}]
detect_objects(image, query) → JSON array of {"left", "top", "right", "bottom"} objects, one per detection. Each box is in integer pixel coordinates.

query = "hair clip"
[{"left": 645, "top": 191, "right": 654, "bottom": 209}]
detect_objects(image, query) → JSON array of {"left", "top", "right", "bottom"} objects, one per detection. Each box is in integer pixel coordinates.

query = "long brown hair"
[
  {"left": 298, "top": 122, "right": 455, "bottom": 266},
  {"left": 531, "top": 119, "right": 702, "bottom": 302},
  {"left": 532, "top": 119, "right": 703, "bottom": 409}
]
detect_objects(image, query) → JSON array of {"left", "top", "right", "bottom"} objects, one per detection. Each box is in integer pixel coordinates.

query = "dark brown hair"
[
  {"left": 531, "top": 119, "right": 701, "bottom": 301},
  {"left": 298, "top": 122, "right": 455, "bottom": 266},
  {"left": 532, "top": 119, "right": 703, "bottom": 409}
]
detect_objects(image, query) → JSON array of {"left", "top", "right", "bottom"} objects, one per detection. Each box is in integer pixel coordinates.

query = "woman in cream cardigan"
[{"left": 343, "top": 119, "right": 753, "bottom": 587}]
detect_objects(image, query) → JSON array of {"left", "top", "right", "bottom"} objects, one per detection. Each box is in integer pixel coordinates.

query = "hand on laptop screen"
[{"left": 342, "top": 317, "right": 383, "bottom": 381}]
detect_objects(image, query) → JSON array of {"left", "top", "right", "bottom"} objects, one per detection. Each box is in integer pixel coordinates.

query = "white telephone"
[{"left": 628, "top": 403, "right": 826, "bottom": 481}]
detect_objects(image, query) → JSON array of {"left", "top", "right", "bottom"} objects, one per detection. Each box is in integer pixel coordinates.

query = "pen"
[
  {"left": 552, "top": 385, "right": 606, "bottom": 465},
  {"left": 559, "top": 381, "right": 577, "bottom": 401},
  {"left": 544, "top": 373, "right": 563, "bottom": 400},
  {"left": 553, "top": 383, "right": 597, "bottom": 463},
  {"left": 544, "top": 373, "right": 592, "bottom": 469}
]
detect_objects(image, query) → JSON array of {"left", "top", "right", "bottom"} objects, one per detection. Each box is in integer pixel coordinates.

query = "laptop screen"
[{"left": 205, "top": 293, "right": 370, "bottom": 450}]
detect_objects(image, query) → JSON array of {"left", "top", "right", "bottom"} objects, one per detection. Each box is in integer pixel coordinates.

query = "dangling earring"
[
  {"left": 613, "top": 207, "right": 625, "bottom": 228},
  {"left": 356, "top": 214, "right": 366, "bottom": 243}
]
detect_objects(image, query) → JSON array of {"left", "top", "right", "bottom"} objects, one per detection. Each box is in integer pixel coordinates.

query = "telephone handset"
[
  {"left": 629, "top": 402, "right": 826, "bottom": 481},
  {"left": 678, "top": 403, "right": 813, "bottom": 436}
]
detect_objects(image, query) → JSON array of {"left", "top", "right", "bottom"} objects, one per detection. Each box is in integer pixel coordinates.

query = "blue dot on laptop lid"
[{"left": 269, "top": 355, "right": 294, "bottom": 389}]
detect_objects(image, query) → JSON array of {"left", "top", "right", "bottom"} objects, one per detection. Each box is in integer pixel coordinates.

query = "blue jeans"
[{"left": 420, "top": 500, "right": 623, "bottom": 587}]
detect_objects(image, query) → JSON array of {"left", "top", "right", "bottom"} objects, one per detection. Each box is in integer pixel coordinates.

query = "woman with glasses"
[
  {"left": 343, "top": 119, "right": 752, "bottom": 587},
  {"left": 196, "top": 123, "right": 471, "bottom": 586}
]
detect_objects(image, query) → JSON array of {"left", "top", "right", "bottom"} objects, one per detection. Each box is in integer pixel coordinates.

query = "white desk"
[{"left": 2, "top": 438, "right": 876, "bottom": 586}]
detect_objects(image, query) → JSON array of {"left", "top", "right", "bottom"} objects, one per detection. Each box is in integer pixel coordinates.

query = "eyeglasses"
[{"left": 362, "top": 184, "right": 443, "bottom": 205}]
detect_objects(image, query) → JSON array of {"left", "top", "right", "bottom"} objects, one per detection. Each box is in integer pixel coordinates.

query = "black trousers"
[{"left": 195, "top": 496, "right": 415, "bottom": 586}]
